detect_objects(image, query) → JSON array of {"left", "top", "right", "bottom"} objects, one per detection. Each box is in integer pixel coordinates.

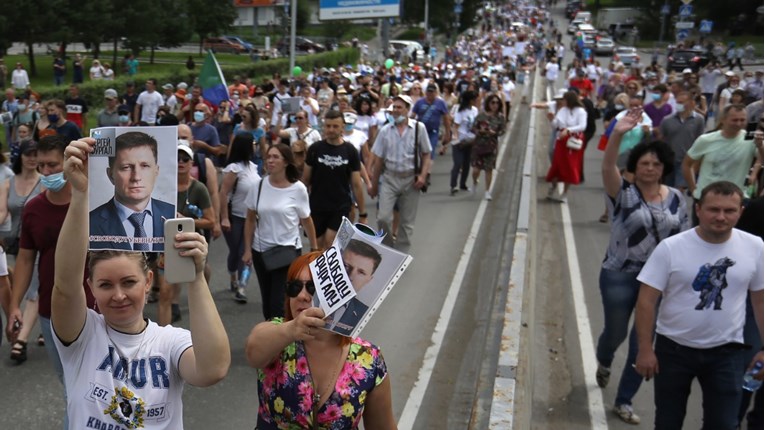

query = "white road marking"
[
  {"left": 397, "top": 91, "right": 520, "bottom": 429},
  {"left": 560, "top": 202, "right": 609, "bottom": 429}
]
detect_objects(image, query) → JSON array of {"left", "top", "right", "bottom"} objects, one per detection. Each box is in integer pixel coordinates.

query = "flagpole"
[{"left": 289, "top": 0, "right": 297, "bottom": 74}]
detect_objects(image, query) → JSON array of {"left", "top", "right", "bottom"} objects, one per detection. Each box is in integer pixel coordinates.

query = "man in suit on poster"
[{"left": 89, "top": 131, "right": 174, "bottom": 251}]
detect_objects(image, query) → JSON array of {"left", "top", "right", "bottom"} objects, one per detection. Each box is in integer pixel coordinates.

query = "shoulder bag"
[
  {"left": 413, "top": 121, "right": 428, "bottom": 193},
  {"left": 254, "top": 178, "right": 300, "bottom": 271}
]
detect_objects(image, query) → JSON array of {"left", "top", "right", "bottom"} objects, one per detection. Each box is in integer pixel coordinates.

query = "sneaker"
[
  {"left": 171, "top": 304, "right": 182, "bottom": 324},
  {"left": 596, "top": 364, "right": 611, "bottom": 388},
  {"left": 546, "top": 186, "right": 556, "bottom": 200},
  {"left": 450, "top": 187, "right": 459, "bottom": 196},
  {"left": 484, "top": 191, "right": 492, "bottom": 201},
  {"left": 234, "top": 287, "right": 248, "bottom": 304},
  {"left": 613, "top": 404, "right": 641, "bottom": 425},
  {"left": 230, "top": 280, "right": 238, "bottom": 293},
  {"left": 556, "top": 193, "right": 568, "bottom": 203}
]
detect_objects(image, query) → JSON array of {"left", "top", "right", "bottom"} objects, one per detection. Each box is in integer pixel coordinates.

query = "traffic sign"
[
  {"left": 699, "top": 20, "right": 713, "bottom": 33},
  {"left": 677, "top": 29, "right": 690, "bottom": 40},
  {"left": 680, "top": 0, "right": 693, "bottom": 4},
  {"left": 679, "top": 4, "right": 693, "bottom": 17},
  {"left": 660, "top": 5, "right": 670, "bottom": 15},
  {"left": 675, "top": 21, "right": 694, "bottom": 29},
  {"left": 454, "top": 4, "right": 463, "bottom": 13}
]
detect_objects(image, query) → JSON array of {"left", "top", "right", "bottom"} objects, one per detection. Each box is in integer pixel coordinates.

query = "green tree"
[
  {"left": 188, "top": 0, "right": 238, "bottom": 54},
  {"left": 7, "top": 0, "right": 62, "bottom": 77}
]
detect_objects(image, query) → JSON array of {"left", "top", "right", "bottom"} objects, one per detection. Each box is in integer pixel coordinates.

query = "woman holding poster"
[
  {"left": 49, "top": 138, "right": 230, "bottom": 429},
  {"left": 245, "top": 252, "right": 395, "bottom": 430},
  {"left": 243, "top": 143, "right": 318, "bottom": 320}
]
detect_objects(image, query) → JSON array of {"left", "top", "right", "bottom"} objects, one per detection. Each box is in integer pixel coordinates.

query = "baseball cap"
[
  {"left": 682, "top": 68, "right": 692, "bottom": 74},
  {"left": 393, "top": 95, "right": 413, "bottom": 107},
  {"left": 426, "top": 83, "right": 438, "bottom": 92},
  {"left": 343, "top": 112, "right": 357, "bottom": 125},
  {"left": 162, "top": 83, "right": 174, "bottom": 90},
  {"left": 104, "top": 88, "right": 118, "bottom": 99},
  {"left": 117, "top": 104, "right": 130, "bottom": 114},
  {"left": 177, "top": 82, "right": 188, "bottom": 90},
  {"left": 19, "top": 140, "right": 37, "bottom": 155},
  {"left": 725, "top": 71, "right": 736, "bottom": 77},
  {"left": 177, "top": 142, "right": 193, "bottom": 158}
]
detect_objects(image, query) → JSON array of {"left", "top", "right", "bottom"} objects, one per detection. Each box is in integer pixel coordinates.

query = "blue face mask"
[
  {"left": 344, "top": 124, "right": 354, "bottom": 132},
  {"left": 394, "top": 115, "right": 407, "bottom": 124},
  {"left": 614, "top": 104, "right": 625, "bottom": 110},
  {"left": 40, "top": 172, "right": 67, "bottom": 192},
  {"left": 650, "top": 93, "right": 661, "bottom": 101},
  {"left": 118, "top": 114, "right": 130, "bottom": 123},
  {"left": 47, "top": 114, "right": 59, "bottom": 123},
  {"left": 385, "top": 112, "right": 394, "bottom": 123},
  {"left": 193, "top": 111, "right": 205, "bottom": 122}
]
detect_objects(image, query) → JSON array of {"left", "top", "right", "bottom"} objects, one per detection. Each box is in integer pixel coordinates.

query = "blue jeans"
[
  {"left": 427, "top": 129, "right": 439, "bottom": 160},
  {"left": 54, "top": 74, "right": 64, "bottom": 86},
  {"left": 654, "top": 334, "right": 745, "bottom": 430},
  {"left": 450, "top": 143, "right": 472, "bottom": 189},
  {"left": 40, "top": 316, "right": 69, "bottom": 429},
  {"left": 223, "top": 215, "right": 246, "bottom": 276},
  {"left": 596, "top": 268, "right": 645, "bottom": 406}
]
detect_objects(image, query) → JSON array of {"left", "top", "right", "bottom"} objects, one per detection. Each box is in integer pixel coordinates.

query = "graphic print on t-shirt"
[
  {"left": 317, "top": 154, "right": 349, "bottom": 169},
  {"left": 692, "top": 257, "right": 736, "bottom": 310}
]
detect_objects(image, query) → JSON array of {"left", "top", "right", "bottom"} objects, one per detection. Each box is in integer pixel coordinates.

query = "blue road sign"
[
  {"left": 699, "top": 20, "right": 713, "bottom": 33},
  {"left": 679, "top": 4, "right": 693, "bottom": 17},
  {"left": 454, "top": 4, "right": 463, "bottom": 14},
  {"left": 677, "top": 29, "right": 690, "bottom": 40},
  {"left": 660, "top": 5, "right": 670, "bottom": 15}
]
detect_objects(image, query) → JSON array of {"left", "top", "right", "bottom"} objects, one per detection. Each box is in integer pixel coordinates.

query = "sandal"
[{"left": 10, "top": 340, "right": 27, "bottom": 363}]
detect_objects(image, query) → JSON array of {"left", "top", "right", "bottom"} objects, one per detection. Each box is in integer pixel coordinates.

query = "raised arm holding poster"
[
  {"left": 310, "top": 217, "right": 412, "bottom": 338},
  {"left": 88, "top": 126, "right": 178, "bottom": 251}
]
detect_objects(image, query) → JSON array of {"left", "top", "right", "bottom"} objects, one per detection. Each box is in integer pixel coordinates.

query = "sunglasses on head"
[{"left": 286, "top": 280, "right": 315, "bottom": 298}]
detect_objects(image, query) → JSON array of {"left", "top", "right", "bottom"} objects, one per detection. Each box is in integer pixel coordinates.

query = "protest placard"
[
  {"left": 312, "top": 217, "right": 413, "bottom": 338},
  {"left": 88, "top": 126, "right": 178, "bottom": 251}
]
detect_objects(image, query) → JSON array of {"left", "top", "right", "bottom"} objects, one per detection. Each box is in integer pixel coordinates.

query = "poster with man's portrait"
[{"left": 88, "top": 126, "right": 178, "bottom": 251}]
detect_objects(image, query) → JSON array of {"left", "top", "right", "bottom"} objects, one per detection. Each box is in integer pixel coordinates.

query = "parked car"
[
  {"left": 613, "top": 46, "right": 639, "bottom": 66},
  {"left": 566, "top": 1, "right": 584, "bottom": 20},
  {"left": 277, "top": 36, "right": 327, "bottom": 54},
  {"left": 223, "top": 35, "right": 254, "bottom": 53},
  {"left": 568, "top": 18, "right": 587, "bottom": 34},
  {"left": 667, "top": 49, "right": 710, "bottom": 72},
  {"left": 594, "top": 36, "right": 615, "bottom": 55},
  {"left": 389, "top": 40, "right": 426, "bottom": 63},
  {"left": 582, "top": 34, "right": 597, "bottom": 50},
  {"left": 203, "top": 37, "right": 246, "bottom": 54}
]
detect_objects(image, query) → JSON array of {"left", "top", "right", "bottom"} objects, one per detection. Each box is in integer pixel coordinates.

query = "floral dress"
[
  {"left": 471, "top": 112, "right": 506, "bottom": 170},
  {"left": 257, "top": 319, "right": 388, "bottom": 429}
]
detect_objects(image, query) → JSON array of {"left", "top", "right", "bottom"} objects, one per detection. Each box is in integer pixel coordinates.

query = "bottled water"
[
  {"left": 240, "top": 266, "right": 252, "bottom": 288},
  {"left": 743, "top": 361, "right": 763, "bottom": 392}
]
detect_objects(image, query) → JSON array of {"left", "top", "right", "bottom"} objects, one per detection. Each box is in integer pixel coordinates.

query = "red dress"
[{"left": 546, "top": 132, "right": 584, "bottom": 185}]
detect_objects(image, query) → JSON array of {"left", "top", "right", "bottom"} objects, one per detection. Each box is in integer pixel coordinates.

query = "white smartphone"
[{"left": 163, "top": 218, "right": 197, "bottom": 284}]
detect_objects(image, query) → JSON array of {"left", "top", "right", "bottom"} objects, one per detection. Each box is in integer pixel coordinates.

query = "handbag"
[
  {"left": 566, "top": 135, "right": 583, "bottom": 150},
  {"left": 413, "top": 120, "right": 428, "bottom": 193},
  {"left": 254, "top": 179, "right": 299, "bottom": 271}
]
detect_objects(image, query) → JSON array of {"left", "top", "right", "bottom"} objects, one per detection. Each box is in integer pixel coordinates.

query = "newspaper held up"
[
  {"left": 309, "top": 245, "right": 356, "bottom": 315},
  {"left": 312, "top": 217, "right": 413, "bottom": 338}
]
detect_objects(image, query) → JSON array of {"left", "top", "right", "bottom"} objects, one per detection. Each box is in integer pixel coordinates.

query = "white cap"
[
  {"left": 403, "top": 82, "right": 413, "bottom": 92},
  {"left": 393, "top": 95, "right": 413, "bottom": 107},
  {"left": 177, "top": 142, "right": 193, "bottom": 158},
  {"left": 682, "top": 68, "right": 692, "bottom": 74},
  {"left": 177, "top": 82, "right": 188, "bottom": 90},
  {"left": 162, "top": 83, "right": 174, "bottom": 90},
  {"left": 104, "top": 89, "right": 118, "bottom": 99},
  {"left": 343, "top": 112, "right": 357, "bottom": 125},
  {"left": 725, "top": 71, "right": 736, "bottom": 77}
]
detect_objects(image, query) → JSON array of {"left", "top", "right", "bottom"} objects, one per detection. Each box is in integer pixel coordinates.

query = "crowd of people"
[{"left": 0, "top": 0, "right": 762, "bottom": 428}]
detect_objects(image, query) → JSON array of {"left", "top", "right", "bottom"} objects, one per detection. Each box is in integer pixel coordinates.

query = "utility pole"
[
  {"left": 289, "top": 0, "right": 297, "bottom": 73},
  {"left": 424, "top": 0, "right": 429, "bottom": 44},
  {"left": 381, "top": 18, "right": 390, "bottom": 62},
  {"left": 658, "top": 0, "right": 669, "bottom": 43}
]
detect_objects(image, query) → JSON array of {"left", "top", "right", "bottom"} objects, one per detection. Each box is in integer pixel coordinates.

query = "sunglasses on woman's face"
[{"left": 286, "top": 280, "right": 315, "bottom": 298}]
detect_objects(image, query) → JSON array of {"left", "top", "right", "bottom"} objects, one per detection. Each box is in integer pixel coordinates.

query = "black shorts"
[{"left": 312, "top": 209, "right": 348, "bottom": 237}]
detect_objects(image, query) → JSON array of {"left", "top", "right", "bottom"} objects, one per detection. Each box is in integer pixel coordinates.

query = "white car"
[
  {"left": 568, "top": 19, "right": 587, "bottom": 34},
  {"left": 595, "top": 37, "right": 615, "bottom": 55},
  {"left": 613, "top": 46, "right": 639, "bottom": 66},
  {"left": 389, "top": 40, "right": 426, "bottom": 63}
]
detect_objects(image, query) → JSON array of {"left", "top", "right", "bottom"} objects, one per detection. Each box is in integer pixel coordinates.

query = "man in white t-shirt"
[
  {"left": 134, "top": 79, "right": 164, "bottom": 125},
  {"left": 635, "top": 181, "right": 764, "bottom": 429}
]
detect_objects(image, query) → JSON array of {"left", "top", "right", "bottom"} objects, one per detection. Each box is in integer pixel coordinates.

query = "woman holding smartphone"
[
  {"left": 51, "top": 137, "right": 230, "bottom": 429},
  {"left": 243, "top": 143, "right": 318, "bottom": 321}
]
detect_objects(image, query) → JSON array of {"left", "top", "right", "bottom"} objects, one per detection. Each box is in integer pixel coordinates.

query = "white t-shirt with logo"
[
  {"left": 637, "top": 228, "right": 764, "bottom": 348},
  {"left": 54, "top": 310, "right": 192, "bottom": 429},
  {"left": 451, "top": 105, "right": 478, "bottom": 145}
]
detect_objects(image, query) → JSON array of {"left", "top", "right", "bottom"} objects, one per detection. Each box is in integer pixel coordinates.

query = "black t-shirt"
[
  {"left": 122, "top": 92, "right": 139, "bottom": 115},
  {"left": 305, "top": 140, "right": 360, "bottom": 212}
]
